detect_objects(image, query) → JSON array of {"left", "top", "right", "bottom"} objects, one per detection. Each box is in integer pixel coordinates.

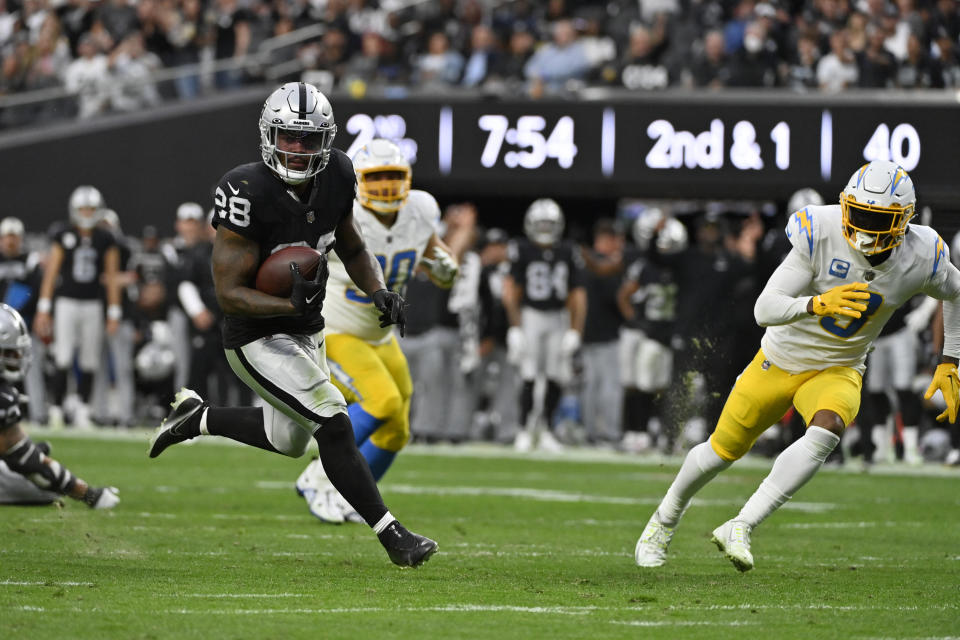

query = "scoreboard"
[{"left": 331, "top": 93, "right": 960, "bottom": 204}]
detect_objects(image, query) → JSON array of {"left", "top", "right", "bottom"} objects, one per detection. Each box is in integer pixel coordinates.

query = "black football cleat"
[
  {"left": 377, "top": 520, "right": 438, "bottom": 568},
  {"left": 148, "top": 388, "right": 206, "bottom": 458}
]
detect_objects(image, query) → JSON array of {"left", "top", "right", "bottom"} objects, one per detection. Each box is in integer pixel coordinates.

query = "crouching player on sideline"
[
  {"left": 295, "top": 138, "right": 458, "bottom": 523},
  {"left": 0, "top": 304, "right": 118, "bottom": 508},
  {"left": 635, "top": 160, "right": 960, "bottom": 572}
]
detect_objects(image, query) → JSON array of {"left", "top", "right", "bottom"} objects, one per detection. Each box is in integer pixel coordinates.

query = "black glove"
[
  {"left": 372, "top": 288, "right": 407, "bottom": 336},
  {"left": 289, "top": 257, "right": 328, "bottom": 315}
]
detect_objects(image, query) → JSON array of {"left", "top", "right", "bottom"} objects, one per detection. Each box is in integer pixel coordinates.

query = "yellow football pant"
[
  {"left": 325, "top": 333, "right": 413, "bottom": 452},
  {"left": 710, "top": 349, "right": 862, "bottom": 461}
]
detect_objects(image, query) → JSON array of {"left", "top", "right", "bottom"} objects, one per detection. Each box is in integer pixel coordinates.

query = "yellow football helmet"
[
  {"left": 840, "top": 160, "right": 916, "bottom": 255},
  {"left": 353, "top": 138, "right": 411, "bottom": 215}
]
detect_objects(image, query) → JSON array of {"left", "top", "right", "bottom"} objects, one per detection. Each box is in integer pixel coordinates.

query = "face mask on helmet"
[
  {"left": 354, "top": 138, "right": 412, "bottom": 214},
  {"left": 840, "top": 161, "right": 916, "bottom": 255},
  {"left": 0, "top": 303, "right": 31, "bottom": 382},
  {"left": 524, "top": 199, "right": 564, "bottom": 246},
  {"left": 260, "top": 82, "right": 337, "bottom": 185},
  {"left": 69, "top": 185, "right": 105, "bottom": 230}
]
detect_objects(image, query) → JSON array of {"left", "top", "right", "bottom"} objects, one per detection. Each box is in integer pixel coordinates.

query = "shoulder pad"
[
  {"left": 328, "top": 148, "right": 357, "bottom": 181},
  {"left": 406, "top": 190, "right": 441, "bottom": 227}
]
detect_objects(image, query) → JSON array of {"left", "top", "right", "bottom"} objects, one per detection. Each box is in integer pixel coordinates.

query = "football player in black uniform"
[
  {"left": 616, "top": 209, "right": 688, "bottom": 453},
  {"left": 502, "top": 198, "right": 586, "bottom": 451},
  {"left": 0, "top": 217, "right": 46, "bottom": 423},
  {"left": 148, "top": 82, "right": 436, "bottom": 568},
  {"left": 33, "top": 186, "right": 122, "bottom": 429},
  {"left": 0, "top": 304, "right": 119, "bottom": 508}
]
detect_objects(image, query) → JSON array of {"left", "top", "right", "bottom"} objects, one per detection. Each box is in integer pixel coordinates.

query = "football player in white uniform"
[
  {"left": 634, "top": 160, "right": 960, "bottom": 572},
  {"left": 296, "top": 138, "right": 458, "bottom": 523}
]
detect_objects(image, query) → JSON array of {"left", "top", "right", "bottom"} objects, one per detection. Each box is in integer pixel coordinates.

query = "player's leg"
[
  {"left": 636, "top": 350, "right": 801, "bottom": 567},
  {"left": 719, "top": 366, "right": 861, "bottom": 571},
  {"left": 0, "top": 424, "right": 118, "bottom": 508},
  {"left": 890, "top": 329, "right": 922, "bottom": 464},
  {"left": 514, "top": 309, "right": 542, "bottom": 450},
  {"left": 864, "top": 337, "right": 894, "bottom": 463},
  {"left": 637, "top": 336, "right": 674, "bottom": 451},
  {"left": 49, "top": 298, "right": 78, "bottom": 426},
  {"left": 618, "top": 328, "right": 650, "bottom": 452},
  {"left": 75, "top": 300, "right": 105, "bottom": 428},
  {"left": 361, "top": 336, "right": 414, "bottom": 479}
]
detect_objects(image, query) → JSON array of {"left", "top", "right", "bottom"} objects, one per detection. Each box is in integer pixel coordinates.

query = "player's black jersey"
[
  {"left": 50, "top": 225, "right": 116, "bottom": 300},
  {"left": 508, "top": 238, "right": 585, "bottom": 311},
  {"left": 211, "top": 151, "right": 356, "bottom": 348},
  {"left": 624, "top": 253, "right": 680, "bottom": 345},
  {"left": 0, "top": 379, "right": 22, "bottom": 430},
  {"left": 178, "top": 241, "right": 220, "bottom": 319},
  {"left": 0, "top": 252, "right": 41, "bottom": 323}
]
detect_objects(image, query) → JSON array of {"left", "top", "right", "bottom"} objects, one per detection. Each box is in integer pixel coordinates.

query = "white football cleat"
[
  {"left": 513, "top": 429, "right": 533, "bottom": 453},
  {"left": 711, "top": 519, "right": 754, "bottom": 572},
  {"left": 295, "top": 459, "right": 344, "bottom": 524},
  {"left": 537, "top": 429, "right": 564, "bottom": 453},
  {"left": 331, "top": 491, "right": 365, "bottom": 524},
  {"left": 635, "top": 511, "right": 675, "bottom": 567},
  {"left": 85, "top": 486, "right": 120, "bottom": 509}
]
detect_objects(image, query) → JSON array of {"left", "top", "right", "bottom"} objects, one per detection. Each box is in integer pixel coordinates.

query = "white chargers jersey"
[
  {"left": 325, "top": 190, "right": 440, "bottom": 344},
  {"left": 758, "top": 204, "right": 960, "bottom": 373}
]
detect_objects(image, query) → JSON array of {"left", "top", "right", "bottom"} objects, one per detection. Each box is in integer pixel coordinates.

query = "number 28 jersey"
[
  {"left": 760, "top": 204, "right": 960, "bottom": 373},
  {"left": 508, "top": 238, "right": 585, "bottom": 311},
  {"left": 324, "top": 190, "right": 440, "bottom": 344}
]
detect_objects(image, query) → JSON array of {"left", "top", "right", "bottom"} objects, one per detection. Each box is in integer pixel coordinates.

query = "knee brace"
[{"left": 1, "top": 438, "right": 75, "bottom": 494}]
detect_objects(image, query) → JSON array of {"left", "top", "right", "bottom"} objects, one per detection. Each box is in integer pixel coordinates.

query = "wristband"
[
  {"left": 107, "top": 304, "right": 122, "bottom": 321},
  {"left": 37, "top": 298, "right": 51, "bottom": 314}
]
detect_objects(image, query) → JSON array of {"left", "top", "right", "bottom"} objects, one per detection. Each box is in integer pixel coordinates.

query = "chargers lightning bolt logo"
[
  {"left": 933, "top": 235, "right": 945, "bottom": 277},
  {"left": 787, "top": 207, "right": 815, "bottom": 257}
]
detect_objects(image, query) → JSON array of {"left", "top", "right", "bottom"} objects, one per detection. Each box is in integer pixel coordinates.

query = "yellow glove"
[
  {"left": 811, "top": 282, "right": 871, "bottom": 319},
  {"left": 924, "top": 363, "right": 960, "bottom": 423}
]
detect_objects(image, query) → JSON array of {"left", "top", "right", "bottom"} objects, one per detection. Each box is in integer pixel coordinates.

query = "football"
[{"left": 255, "top": 246, "right": 325, "bottom": 297}]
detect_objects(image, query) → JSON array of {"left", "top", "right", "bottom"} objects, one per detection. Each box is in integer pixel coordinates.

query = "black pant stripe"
[{"left": 231, "top": 346, "right": 326, "bottom": 426}]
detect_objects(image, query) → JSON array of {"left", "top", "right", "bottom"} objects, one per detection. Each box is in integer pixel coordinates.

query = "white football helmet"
[
  {"left": 786, "top": 188, "right": 824, "bottom": 215},
  {"left": 524, "top": 198, "right": 564, "bottom": 246},
  {"left": 840, "top": 160, "right": 916, "bottom": 255},
  {"left": 259, "top": 82, "right": 337, "bottom": 185},
  {"left": 353, "top": 138, "right": 412, "bottom": 215},
  {"left": 0, "top": 303, "right": 31, "bottom": 382},
  {"left": 633, "top": 207, "right": 688, "bottom": 254},
  {"left": 69, "top": 185, "right": 105, "bottom": 230},
  {"left": 0, "top": 217, "right": 24, "bottom": 237}
]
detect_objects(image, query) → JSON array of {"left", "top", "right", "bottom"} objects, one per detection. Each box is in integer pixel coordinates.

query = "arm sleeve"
[
  {"left": 753, "top": 248, "right": 815, "bottom": 327},
  {"left": 923, "top": 258, "right": 960, "bottom": 359}
]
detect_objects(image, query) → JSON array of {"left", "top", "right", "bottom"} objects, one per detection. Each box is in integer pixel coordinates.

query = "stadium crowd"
[
  {"left": 2, "top": 0, "right": 960, "bottom": 126},
  {"left": 3, "top": 187, "right": 958, "bottom": 468}
]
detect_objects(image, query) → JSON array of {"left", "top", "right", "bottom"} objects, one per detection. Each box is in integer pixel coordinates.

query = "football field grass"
[{"left": 1, "top": 431, "right": 958, "bottom": 639}]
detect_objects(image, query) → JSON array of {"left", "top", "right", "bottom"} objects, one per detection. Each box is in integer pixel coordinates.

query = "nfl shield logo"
[{"left": 306, "top": 211, "right": 315, "bottom": 223}]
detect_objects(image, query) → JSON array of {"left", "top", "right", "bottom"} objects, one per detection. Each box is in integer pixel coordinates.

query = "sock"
[
  {"left": 736, "top": 426, "right": 839, "bottom": 529},
  {"left": 314, "top": 412, "right": 388, "bottom": 527},
  {"left": 50, "top": 369, "right": 67, "bottom": 406},
  {"left": 519, "top": 380, "right": 535, "bottom": 426},
  {"left": 348, "top": 403, "right": 384, "bottom": 445},
  {"left": 77, "top": 370, "right": 94, "bottom": 403},
  {"left": 205, "top": 407, "right": 279, "bottom": 453},
  {"left": 359, "top": 440, "right": 397, "bottom": 481},
  {"left": 544, "top": 381, "right": 562, "bottom": 429},
  {"left": 657, "top": 440, "right": 732, "bottom": 527},
  {"left": 372, "top": 511, "right": 395, "bottom": 535},
  {"left": 902, "top": 426, "right": 920, "bottom": 462}
]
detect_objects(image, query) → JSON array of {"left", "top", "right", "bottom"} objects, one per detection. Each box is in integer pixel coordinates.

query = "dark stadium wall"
[{"left": 1, "top": 86, "right": 958, "bottom": 238}]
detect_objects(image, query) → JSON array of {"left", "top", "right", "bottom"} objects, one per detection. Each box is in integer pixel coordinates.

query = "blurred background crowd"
[
  {"left": 2, "top": 0, "right": 960, "bottom": 127},
  {"left": 5, "top": 188, "right": 958, "bottom": 468}
]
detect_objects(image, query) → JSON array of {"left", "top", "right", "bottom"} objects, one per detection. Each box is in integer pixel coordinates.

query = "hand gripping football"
[{"left": 255, "top": 246, "right": 324, "bottom": 297}]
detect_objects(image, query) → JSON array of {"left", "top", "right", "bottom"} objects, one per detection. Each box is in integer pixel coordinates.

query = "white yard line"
[{"left": 0, "top": 580, "right": 94, "bottom": 586}]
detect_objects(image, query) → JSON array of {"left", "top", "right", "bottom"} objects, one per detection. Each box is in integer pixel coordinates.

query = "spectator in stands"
[
  {"left": 209, "top": 0, "right": 251, "bottom": 89},
  {"left": 461, "top": 24, "right": 500, "bottom": 88},
  {"left": 524, "top": 18, "right": 592, "bottom": 94},
  {"left": 933, "top": 30, "right": 960, "bottom": 87},
  {"left": 690, "top": 29, "right": 730, "bottom": 88},
  {"left": 726, "top": 19, "right": 780, "bottom": 86},
  {"left": 857, "top": 21, "right": 898, "bottom": 87},
  {"left": 63, "top": 32, "right": 111, "bottom": 119},
  {"left": 413, "top": 31, "right": 463, "bottom": 88},
  {"left": 163, "top": 0, "right": 205, "bottom": 99},
  {"left": 785, "top": 35, "right": 820, "bottom": 89},
  {"left": 896, "top": 32, "right": 944, "bottom": 87},
  {"left": 108, "top": 32, "right": 163, "bottom": 112},
  {"left": 490, "top": 24, "right": 535, "bottom": 86},
  {"left": 618, "top": 24, "right": 670, "bottom": 90},
  {"left": 817, "top": 29, "right": 859, "bottom": 91},
  {"left": 96, "top": 0, "right": 138, "bottom": 45}
]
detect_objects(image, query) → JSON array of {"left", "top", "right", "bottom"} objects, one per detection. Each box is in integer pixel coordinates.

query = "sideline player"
[
  {"left": 33, "top": 186, "right": 122, "bottom": 428},
  {"left": 296, "top": 138, "right": 458, "bottom": 523},
  {"left": 503, "top": 199, "right": 586, "bottom": 451},
  {"left": 634, "top": 160, "right": 960, "bottom": 571},
  {"left": 148, "top": 83, "right": 437, "bottom": 567},
  {"left": 0, "top": 304, "right": 119, "bottom": 508}
]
